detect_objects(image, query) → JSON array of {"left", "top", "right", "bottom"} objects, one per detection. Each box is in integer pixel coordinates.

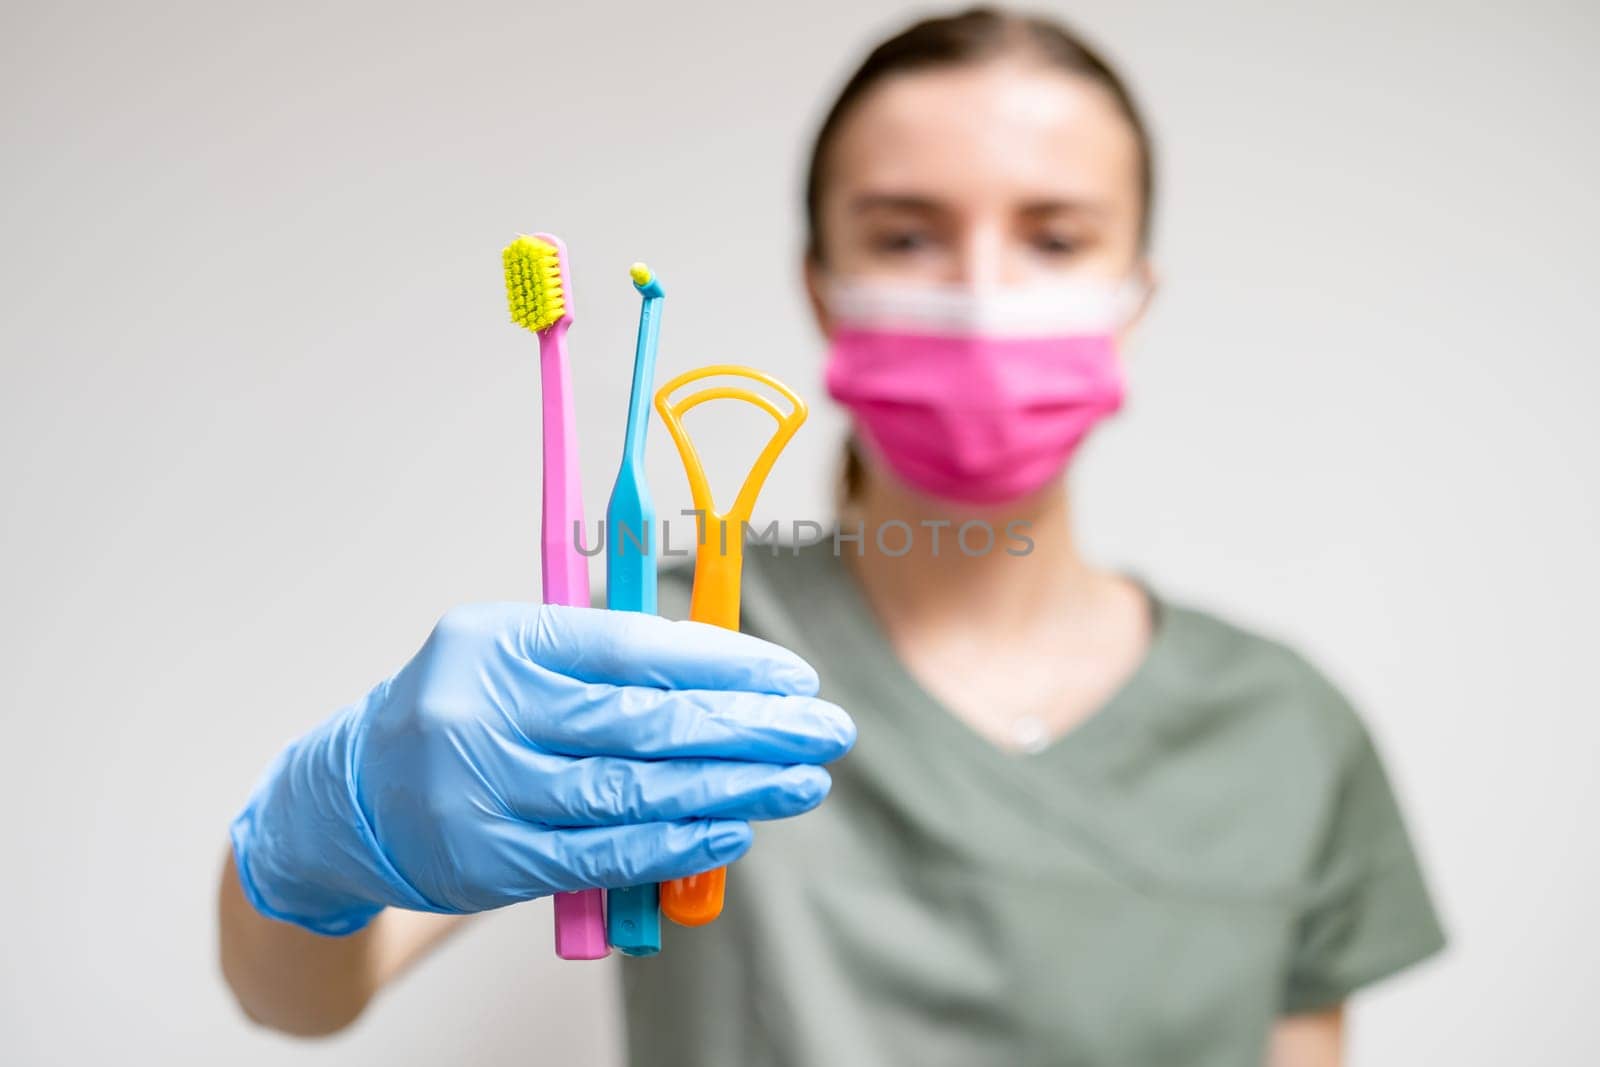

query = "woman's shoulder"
[{"left": 1145, "top": 587, "right": 1373, "bottom": 759}]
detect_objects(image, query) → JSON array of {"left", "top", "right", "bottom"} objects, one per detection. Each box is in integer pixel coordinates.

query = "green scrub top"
[{"left": 621, "top": 540, "right": 1445, "bottom": 1066}]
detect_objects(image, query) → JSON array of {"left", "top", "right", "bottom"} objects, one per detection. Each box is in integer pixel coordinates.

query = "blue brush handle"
[
  {"left": 605, "top": 464, "right": 657, "bottom": 617},
  {"left": 605, "top": 276, "right": 663, "bottom": 956}
]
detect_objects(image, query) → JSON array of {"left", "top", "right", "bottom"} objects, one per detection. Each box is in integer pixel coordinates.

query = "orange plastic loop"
[
  {"left": 653, "top": 365, "right": 809, "bottom": 526},
  {"left": 654, "top": 365, "right": 809, "bottom": 927}
]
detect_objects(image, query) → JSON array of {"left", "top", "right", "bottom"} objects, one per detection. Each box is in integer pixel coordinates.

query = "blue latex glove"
[{"left": 230, "top": 603, "right": 855, "bottom": 935}]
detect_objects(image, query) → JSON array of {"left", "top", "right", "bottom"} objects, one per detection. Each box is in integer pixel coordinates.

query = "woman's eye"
[
  {"left": 872, "top": 231, "right": 933, "bottom": 254},
  {"left": 1032, "top": 233, "right": 1081, "bottom": 256}
]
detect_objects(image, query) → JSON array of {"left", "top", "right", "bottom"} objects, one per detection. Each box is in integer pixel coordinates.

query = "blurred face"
[
  {"left": 807, "top": 60, "right": 1150, "bottom": 310},
  {"left": 810, "top": 61, "right": 1153, "bottom": 510}
]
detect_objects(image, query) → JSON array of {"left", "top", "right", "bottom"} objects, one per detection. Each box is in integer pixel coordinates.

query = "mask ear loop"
[
  {"left": 653, "top": 365, "right": 808, "bottom": 631},
  {"left": 652, "top": 365, "right": 808, "bottom": 928},
  {"left": 1109, "top": 276, "right": 1152, "bottom": 332}
]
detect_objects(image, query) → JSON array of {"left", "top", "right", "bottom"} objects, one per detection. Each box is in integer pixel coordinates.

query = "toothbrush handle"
[
  {"left": 661, "top": 531, "right": 743, "bottom": 926},
  {"left": 605, "top": 882, "right": 660, "bottom": 957},
  {"left": 553, "top": 892, "right": 606, "bottom": 960},
  {"left": 538, "top": 322, "right": 609, "bottom": 961},
  {"left": 604, "top": 480, "right": 662, "bottom": 955},
  {"left": 539, "top": 323, "right": 590, "bottom": 606}
]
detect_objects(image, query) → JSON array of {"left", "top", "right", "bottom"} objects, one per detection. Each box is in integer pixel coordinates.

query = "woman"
[{"left": 219, "top": 9, "right": 1444, "bottom": 1065}]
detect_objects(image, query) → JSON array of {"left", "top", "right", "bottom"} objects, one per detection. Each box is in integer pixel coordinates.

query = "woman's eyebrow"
[
  {"left": 849, "top": 194, "right": 1106, "bottom": 219},
  {"left": 849, "top": 193, "right": 944, "bottom": 216},
  {"left": 1017, "top": 198, "right": 1108, "bottom": 219}
]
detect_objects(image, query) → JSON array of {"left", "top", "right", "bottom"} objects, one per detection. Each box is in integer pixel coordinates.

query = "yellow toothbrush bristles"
[
  {"left": 503, "top": 235, "right": 566, "bottom": 332},
  {"left": 629, "top": 262, "right": 653, "bottom": 286}
]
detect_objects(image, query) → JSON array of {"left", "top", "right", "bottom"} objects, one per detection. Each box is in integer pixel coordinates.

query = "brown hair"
[{"left": 803, "top": 7, "right": 1156, "bottom": 503}]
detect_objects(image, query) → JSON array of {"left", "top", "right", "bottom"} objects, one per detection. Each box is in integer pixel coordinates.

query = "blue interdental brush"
[{"left": 605, "top": 261, "right": 666, "bottom": 957}]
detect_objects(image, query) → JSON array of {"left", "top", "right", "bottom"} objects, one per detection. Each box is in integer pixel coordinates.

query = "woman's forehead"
[{"left": 825, "top": 63, "right": 1141, "bottom": 209}]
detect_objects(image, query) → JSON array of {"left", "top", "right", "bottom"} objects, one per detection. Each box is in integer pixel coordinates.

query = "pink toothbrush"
[{"left": 503, "top": 232, "right": 608, "bottom": 960}]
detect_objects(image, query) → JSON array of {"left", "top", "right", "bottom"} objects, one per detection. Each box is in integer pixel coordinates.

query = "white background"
[{"left": 2, "top": 1, "right": 1595, "bottom": 1063}]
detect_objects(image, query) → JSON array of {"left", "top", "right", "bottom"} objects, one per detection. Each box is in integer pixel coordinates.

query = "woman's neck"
[
  {"left": 844, "top": 472, "right": 1096, "bottom": 632},
  {"left": 840, "top": 467, "right": 1153, "bottom": 753}
]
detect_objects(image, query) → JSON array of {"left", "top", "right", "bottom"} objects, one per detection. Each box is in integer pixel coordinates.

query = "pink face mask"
[{"left": 823, "top": 279, "right": 1139, "bottom": 506}]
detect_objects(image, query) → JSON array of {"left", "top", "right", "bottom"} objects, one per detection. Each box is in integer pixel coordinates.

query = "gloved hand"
[{"left": 230, "top": 603, "right": 855, "bottom": 935}]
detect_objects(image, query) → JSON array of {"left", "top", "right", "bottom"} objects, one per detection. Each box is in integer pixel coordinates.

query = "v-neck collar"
[
  {"left": 796, "top": 538, "right": 1174, "bottom": 762},
  {"left": 765, "top": 539, "right": 1200, "bottom": 886}
]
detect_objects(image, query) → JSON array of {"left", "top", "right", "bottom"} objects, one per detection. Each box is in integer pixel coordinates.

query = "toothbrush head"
[
  {"left": 630, "top": 261, "right": 664, "bottom": 299},
  {"left": 503, "top": 233, "right": 572, "bottom": 332}
]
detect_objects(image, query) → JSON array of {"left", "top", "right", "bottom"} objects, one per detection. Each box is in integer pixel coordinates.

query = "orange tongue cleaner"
[{"left": 653, "top": 364, "right": 808, "bottom": 924}]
